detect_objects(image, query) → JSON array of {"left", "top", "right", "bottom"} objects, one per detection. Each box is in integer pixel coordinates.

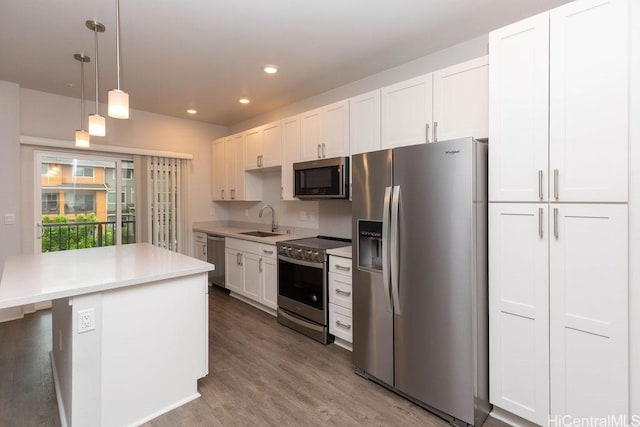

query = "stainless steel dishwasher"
[{"left": 207, "top": 235, "right": 226, "bottom": 288}]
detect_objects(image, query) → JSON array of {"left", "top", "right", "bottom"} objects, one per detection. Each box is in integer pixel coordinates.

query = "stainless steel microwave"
[{"left": 293, "top": 157, "right": 349, "bottom": 199}]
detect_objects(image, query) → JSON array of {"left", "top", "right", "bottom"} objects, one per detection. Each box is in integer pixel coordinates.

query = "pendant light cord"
[
  {"left": 115, "top": 0, "right": 121, "bottom": 90},
  {"left": 94, "top": 26, "right": 99, "bottom": 114},
  {"left": 80, "top": 58, "right": 85, "bottom": 127}
]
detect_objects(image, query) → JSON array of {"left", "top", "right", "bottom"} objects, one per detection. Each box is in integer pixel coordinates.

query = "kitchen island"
[{"left": 0, "top": 243, "right": 214, "bottom": 427}]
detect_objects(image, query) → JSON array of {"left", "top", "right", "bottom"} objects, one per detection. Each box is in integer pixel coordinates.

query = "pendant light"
[
  {"left": 108, "top": 0, "right": 129, "bottom": 119},
  {"left": 86, "top": 20, "right": 106, "bottom": 136},
  {"left": 74, "top": 53, "right": 91, "bottom": 148}
]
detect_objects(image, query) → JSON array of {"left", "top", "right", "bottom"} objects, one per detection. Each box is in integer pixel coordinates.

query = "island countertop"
[{"left": 0, "top": 243, "right": 214, "bottom": 309}]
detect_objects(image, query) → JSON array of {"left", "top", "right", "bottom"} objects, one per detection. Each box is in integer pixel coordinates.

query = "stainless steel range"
[{"left": 277, "top": 236, "right": 350, "bottom": 344}]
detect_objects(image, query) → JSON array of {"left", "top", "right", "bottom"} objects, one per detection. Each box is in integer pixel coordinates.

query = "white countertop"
[
  {"left": 192, "top": 222, "right": 308, "bottom": 244},
  {"left": 0, "top": 243, "right": 214, "bottom": 309},
  {"left": 327, "top": 245, "right": 352, "bottom": 259}
]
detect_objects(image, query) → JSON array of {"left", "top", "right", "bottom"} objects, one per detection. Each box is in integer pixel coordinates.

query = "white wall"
[
  {"left": 0, "top": 82, "right": 24, "bottom": 321},
  {"left": 17, "top": 88, "right": 228, "bottom": 252}
]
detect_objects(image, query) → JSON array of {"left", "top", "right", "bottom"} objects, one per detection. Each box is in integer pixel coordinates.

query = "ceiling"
[{"left": 0, "top": 0, "right": 571, "bottom": 127}]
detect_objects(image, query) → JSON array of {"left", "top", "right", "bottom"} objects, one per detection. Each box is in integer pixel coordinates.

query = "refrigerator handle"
[
  {"left": 390, "top": 185, "right": 401, "bottom": 314},
  {"left": 382, "top": 186, "right": 393, "bottom": 312}
]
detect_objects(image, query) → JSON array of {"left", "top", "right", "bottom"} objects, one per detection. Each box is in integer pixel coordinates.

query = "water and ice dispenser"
[{"left": 357, "top": 220, "right": 383, "bottom": 272}]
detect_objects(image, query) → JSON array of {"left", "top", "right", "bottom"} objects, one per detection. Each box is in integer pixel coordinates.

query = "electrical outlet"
[
  {"left": 4, "top": 213, "right": 15, "bottom": 225},
  {"left": 78, "top": 308, "right": 95, "bottom": 333}
]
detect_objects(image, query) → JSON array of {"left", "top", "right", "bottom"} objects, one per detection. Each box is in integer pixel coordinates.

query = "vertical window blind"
[{"left": 135, "top": 155, "right": 191, "bottom": 254}]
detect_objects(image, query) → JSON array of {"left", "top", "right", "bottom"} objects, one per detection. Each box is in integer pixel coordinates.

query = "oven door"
[{"left": 277, "top": 255, "right": 327, "bottom": 325}]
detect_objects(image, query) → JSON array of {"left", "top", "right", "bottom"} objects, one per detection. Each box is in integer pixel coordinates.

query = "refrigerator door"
[
  {"left": 392, "top": 139, "right": 476, "bottom": 424},
  {"left": 352, "top": 150, "right": 394, "bottom": 387}
]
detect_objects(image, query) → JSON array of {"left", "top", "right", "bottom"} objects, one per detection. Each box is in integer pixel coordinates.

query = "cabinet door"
[
  {"left": 243, "top": 252, "right": 261, "bottom": 302},
  {"left": 261, "top": 121, "right": 282, "bottom": 168},
  {"left": 228, "top": 133, "right": 246, "bottom": 200},
  {"left": 281, "top": 115, "right": 301, "bottom": 200},
  {"left": 321, "top": 99, "right": 350, "bottom": 158},
  {"left": 224, "top": 248, "right": 243, "bottom": 294},
  {"left": 549, "top": 204, "right": 628, "bottom": 418},
  {"left": 489, "top": 203, "right": 549, "bottom": 425},
  {"left": 349, "top": 90, "right": 381, "bottom": 156},
  {"left": 260, "top": 256, "right": 278, "bottom": 310},
  {"left": 211, "top": 138, "right": 227, "bottom": 201},
  {"left": 300, "top": 108, "right": 322, "bottom": 161},
  {"left": 381, "top": 73, "right": 433, "bottom": 149},
  {"left": 244, "top": 127, "right": 262, "bottom": 170},
  {"left": 489, "top": 13, "right": 549, "bottom": 203},
  {"left": 433, "top": 55, "right": 489, "bottom": 142},
  {"left": 549, "top": 0, "right": 628, "bottom": 202}
]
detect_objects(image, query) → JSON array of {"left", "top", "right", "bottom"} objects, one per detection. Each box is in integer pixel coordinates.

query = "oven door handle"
[
  {"left": 277, "top": 308, "right": 325, "bottom": 332},
  {"left": 278, "top": 254, "right": 324, "bottom": 269}
]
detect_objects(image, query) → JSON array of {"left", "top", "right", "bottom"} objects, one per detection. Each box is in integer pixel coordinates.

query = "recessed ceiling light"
[
  {"left": 263, "top": 64, "right": 278, "bottom": 74},
  {"left": 186, "top": 109, "right": 197, "bottom": 114},
  {"left": 239, "top": 98, "right": 250, "bottom": 104}
]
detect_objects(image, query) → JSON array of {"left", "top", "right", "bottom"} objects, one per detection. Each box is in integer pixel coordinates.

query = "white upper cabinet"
[
  {"left": 381, "top": 73, "right": 433, "bottom": 149},
  {"left": 281, "top": 115, "right": 301, "bottom": 201},
  {"left": 301, "top": 100, "right": 349, "bottom": 161},
  {"left": 244, "top": 122, "right": 282, "bottom": 170},
  {"left": 211, "top": 137, "right": 226, "bottom": 201},
  {"left": 489, "top": 13, "right": 550, "bottom": 202},
  {"left": 433, "top": 55, "right": 489, "bottom": 142},
  {"left": 349, "top": 90, "right": 381, "bottom": 155},
  {"left": 549, "top": 203, "right": 628, "bottom": 419},
  {"left": 549, "top": 0, "right": 629, "bottom": 202}
]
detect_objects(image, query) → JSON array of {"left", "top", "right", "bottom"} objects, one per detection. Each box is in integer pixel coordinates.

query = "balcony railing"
[{"left": 41, "top": 220, "right": 136, "bottom": 252}]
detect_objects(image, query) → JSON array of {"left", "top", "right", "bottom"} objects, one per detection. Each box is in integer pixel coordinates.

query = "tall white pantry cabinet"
[{"left": 488, "top": 0, "right": 633, "bottom": 425}]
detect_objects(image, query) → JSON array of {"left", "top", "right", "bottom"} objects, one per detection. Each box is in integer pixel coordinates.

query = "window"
[
  {"left": 41, "top": 164, "right": 48, "bottom": 175},
  {"left": 122, "top": 168, "right": 133, "bottom": 179},
  {"left": 64, "top": 191, "right": 96, "bottom": 214},
  {"left": 73, "top": 166, "right": 94, "bottom": 177},
  {"left": 41, "top": 192, "right": 59, "bottom": 214},
  {"left": 121, "top": 192, "right": 126, "bottom": 203}
]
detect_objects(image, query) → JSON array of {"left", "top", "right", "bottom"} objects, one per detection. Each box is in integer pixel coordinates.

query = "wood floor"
[{"left": 0, "top": 287, "right": 507, "bottom": 426}]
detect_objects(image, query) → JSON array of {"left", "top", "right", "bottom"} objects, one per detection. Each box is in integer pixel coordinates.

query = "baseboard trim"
[
  {"left": 127, "top": 392, "right": 201, "bottom": 427},
  {"left": 50, "top": 352, "right": 69, "bottom": 427},
  {"left": 490, "top": 406, "right": 541, "bottom": 427},
  {"left": 228, "top": 292, "right": 277, "bottom": 317}
]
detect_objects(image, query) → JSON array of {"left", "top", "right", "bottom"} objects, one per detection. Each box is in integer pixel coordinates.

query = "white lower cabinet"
[
  {"left": 225, "top": 238, "right": 277, "bottom": 314},
  {"left": 489, "top": 203, "right": 629, "bottom": 424},
  {"left": 489, "top": 203, "right": 549, "bottom": 425},
  {"left": 549, "top": 204, "right": 628, "bottom": 419},
  {"left": 328, "top": 255, "right": 353, "bottom": 350}
]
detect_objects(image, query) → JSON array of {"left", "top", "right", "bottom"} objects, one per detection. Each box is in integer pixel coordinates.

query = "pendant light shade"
[
  {"left": 108, "top": 0, "right": 129, "bottom": 119},
  {"left": 75, "top": 129, "right": 91, "bottom": 148},
  {"left": 74, "top": 53, "right": 91, "bottom": 148},
  {"left": 87, "top": 20, "right": 106, "bottom": 136}
]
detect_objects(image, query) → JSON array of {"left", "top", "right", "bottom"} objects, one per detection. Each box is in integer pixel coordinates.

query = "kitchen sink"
[{"left": 238, "top": 230, "right": 282, "bottom": 238}]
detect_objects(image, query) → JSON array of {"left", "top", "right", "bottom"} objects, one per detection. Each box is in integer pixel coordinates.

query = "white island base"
[{"left": 0, "top": 244, "right": 212, "bottom": 427}]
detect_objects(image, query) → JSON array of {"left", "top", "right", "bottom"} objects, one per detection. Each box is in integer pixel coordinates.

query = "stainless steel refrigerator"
[{"left": 352, "top": 137, "right": 490, "bottom": 426}]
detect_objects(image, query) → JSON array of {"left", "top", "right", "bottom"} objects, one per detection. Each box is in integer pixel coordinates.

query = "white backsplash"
[{"left": 218, "top": 170, "right": 353, "bottom": 239}]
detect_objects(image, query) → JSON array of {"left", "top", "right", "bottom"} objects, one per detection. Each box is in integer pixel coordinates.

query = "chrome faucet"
[{"left": 259, "top": 205, "right": 278, "bottom": 232}]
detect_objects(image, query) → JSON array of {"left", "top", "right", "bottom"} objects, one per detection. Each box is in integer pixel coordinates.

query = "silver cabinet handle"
[
  {"left": 221, "top": 189, "right": 225, "bottom": 200},
  {"left": 259, "top": 155, "right": 263, "bottom": 167},
  {"left": 335, "top": 265, "right": 350, "bottom": 272},
  {"left": 554, "top": 169, "right": 559, "bottom": 200},
  {"left": 280, "top": 186, "right": 283, "bottom": 199},
  {"left": 539, "top": 207, "right": 543, "bottom": 238},
  {"left": 336, "top": 288, "right": 351, "bottom": 297},
  {"left": 538, "top": 170, "right": 544, "bottom": 200},
  {"left": 553, "top": 207, "right": 559, "bottom": 239},
  {"left": 259, "top": 257, "right": 263, "bottom": 273},
  {"left": 236, "top": 252, "right": 241, "bottom": 265},
  {"left": 336, "top": 320, "right": 351, "bottom": 330},
  {"left": 425, "top": 123, "right": 430, "bottom": 143},
  {"left": 263, "top": 249, "right": 274, "bottom": 255},
  {"left": 322, "top": 143, "right": 326, "bottom": 158},
  {"left": 433, "top": 121, "right": 438, "bottom": 142},
  {"left": 231, "top": 189, "right": 236, "bottom": 200},
  {"left": 317, "top": 144, "right": 321, "bottom": 159}
]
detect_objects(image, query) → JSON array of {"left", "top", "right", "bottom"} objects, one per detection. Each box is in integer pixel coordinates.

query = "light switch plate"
[{"left": 4, "top": 214, "right": 15, "bottom": 225}]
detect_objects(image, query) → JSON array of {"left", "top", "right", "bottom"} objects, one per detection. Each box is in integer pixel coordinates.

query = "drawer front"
[
  {"left": 329, "top": 303, "right": 353, "bottom": 343},
  {"left": 329, "top": 256, "right": 352, "bottom": 276},
  {"left": 329, "top": 273, "right": 352, "bottom": 309},
  {"left": 226, "top": 237, "right": 276, "bottom": 258},
  {"left": 194, "top": 232, "right": 207, "bottom": 243}
]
